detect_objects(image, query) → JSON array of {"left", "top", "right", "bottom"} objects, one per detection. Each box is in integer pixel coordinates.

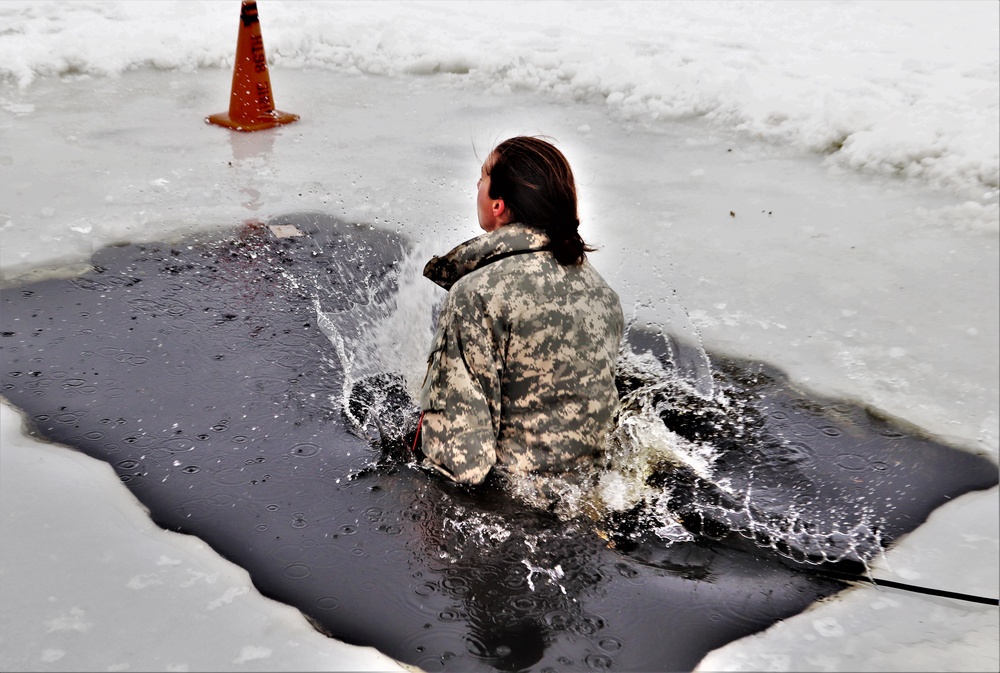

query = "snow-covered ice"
[
  {"left": 1, "top": 1, "right": 997, "bottom": 671},
  {"left": 2, "top": 0, "right": 997, "bottom": 198}
]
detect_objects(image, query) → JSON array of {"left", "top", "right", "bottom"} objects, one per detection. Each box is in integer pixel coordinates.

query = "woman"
[{"left": 418, "top": 136, "right": 624, "bottom": 490}]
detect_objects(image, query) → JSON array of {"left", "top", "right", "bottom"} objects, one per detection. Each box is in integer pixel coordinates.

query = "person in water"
[{"left": 418, "top": 136, "right": 624, "bottom": 488}]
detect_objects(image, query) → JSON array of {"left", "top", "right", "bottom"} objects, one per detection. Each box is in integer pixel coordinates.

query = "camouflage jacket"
[{"left": 418, "top": 222, "right": 624, "bottom": 484}]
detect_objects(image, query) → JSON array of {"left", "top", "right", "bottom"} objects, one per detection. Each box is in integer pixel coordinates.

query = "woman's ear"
[{"left": 494, "top": 198, "right": 511, "bottom": 224}]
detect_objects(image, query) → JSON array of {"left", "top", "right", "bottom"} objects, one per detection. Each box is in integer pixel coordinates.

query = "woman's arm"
[{"left": 418, "top": 290, "right": 502, "bottom": 484}]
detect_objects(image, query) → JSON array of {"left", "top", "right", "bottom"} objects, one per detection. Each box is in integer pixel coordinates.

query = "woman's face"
[{"left": 476, "top": 154, "right": 506, "bottom": 232}]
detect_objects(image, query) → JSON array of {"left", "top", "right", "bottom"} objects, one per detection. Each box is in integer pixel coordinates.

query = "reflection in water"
[
  {"left": 412, "top": 487, "right": 595, "bottom": 671},
  {"left": 228, "top": 126, "right": 276, "bottom": 162}
]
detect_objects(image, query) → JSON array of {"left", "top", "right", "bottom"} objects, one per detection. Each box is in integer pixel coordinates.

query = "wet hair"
[{"left": 486, "top": 136, "right": 595, "bottom": 265}]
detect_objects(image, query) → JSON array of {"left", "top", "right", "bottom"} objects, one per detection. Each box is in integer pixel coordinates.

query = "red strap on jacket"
[{"left": 410, "top": 411, "right": 425, "bottom": 454}]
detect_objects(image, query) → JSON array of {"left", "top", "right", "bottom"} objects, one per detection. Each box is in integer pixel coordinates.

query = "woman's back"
[
  {"left": 420, "top": 222, "right": 623, "bottom": 483},
  {"left": 418, "top": 136, "right": 624, "bottom": 488}
]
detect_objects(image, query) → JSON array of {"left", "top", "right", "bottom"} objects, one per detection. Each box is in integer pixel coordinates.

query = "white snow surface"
[
  {"left": 2, "top": 0, "right": 998, "bottom": 197},
  {"left": 1, "top": 1, "right": 998, "bottom": 672}
]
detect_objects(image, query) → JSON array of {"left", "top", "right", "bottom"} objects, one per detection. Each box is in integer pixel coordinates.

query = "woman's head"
[{"left": 480, "top": 136, "right": 594, "bottom": 265}]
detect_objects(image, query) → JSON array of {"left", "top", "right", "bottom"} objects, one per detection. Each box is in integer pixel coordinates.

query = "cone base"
[{"left": 205, "top": 110, "right": 299, "bottom": 132}]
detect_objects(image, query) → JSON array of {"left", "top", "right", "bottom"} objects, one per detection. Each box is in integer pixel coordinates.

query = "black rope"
[
  {"left": 811, "top": 567, "right": 999, "bottom": 606},
  {"left": 473, "top": 246, "right": 550, "bottom": 272}
]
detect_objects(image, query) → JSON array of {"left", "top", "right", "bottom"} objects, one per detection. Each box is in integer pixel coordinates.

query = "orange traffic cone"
[{"left": 206, "top": 0, "right": 299, "bottom": 132}]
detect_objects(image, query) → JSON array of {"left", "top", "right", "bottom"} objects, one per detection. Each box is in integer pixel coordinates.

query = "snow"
[
  {"left": 0, "top": 404, "right": 402, "bottom": 672},
  {"left": 0, "top": 1, "right": 997, "bottom": 671},
  {"left": 2, "top": 0, "right": 997, "bottom": 197}
]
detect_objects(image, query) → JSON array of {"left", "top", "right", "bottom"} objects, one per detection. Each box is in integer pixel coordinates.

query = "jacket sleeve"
[{"left": 418, "top": 288, "right": 501, "bottom": 485}]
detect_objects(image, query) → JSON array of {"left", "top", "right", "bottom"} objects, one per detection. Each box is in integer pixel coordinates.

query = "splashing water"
[
  {"left": 627, "top": 298, "right": 716, "bottom": 400},
  {"left": 312, "top": 240, "right": 443, "bottom": 447},
  {"left": 598, "top": 340, "right": 886, "bottom": 568},
  {"left": 302, "top": 231, "right": 885, "bottom": 569}
]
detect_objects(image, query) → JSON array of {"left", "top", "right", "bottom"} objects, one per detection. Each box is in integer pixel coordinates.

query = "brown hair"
[{"left": 487, "top": 136, "right": 595, "bottom": 265}]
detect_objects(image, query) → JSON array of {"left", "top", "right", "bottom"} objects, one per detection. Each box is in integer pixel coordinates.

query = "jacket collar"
[{"left": 423, "top": 223, "right": 550, "bottom": 290}]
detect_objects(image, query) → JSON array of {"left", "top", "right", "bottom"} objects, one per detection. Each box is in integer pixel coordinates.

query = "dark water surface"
[{"left": 1, "top": 214, "right": 996, "bottom": 672}]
